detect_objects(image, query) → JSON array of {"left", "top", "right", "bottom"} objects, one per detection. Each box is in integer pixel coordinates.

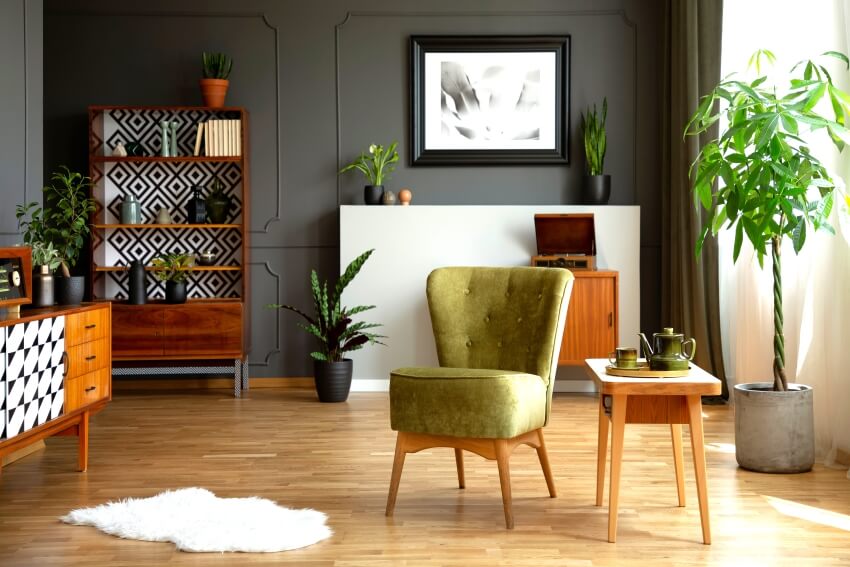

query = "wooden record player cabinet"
[{"left": 558, "top": 270, "right": 619, "bottom": 365}]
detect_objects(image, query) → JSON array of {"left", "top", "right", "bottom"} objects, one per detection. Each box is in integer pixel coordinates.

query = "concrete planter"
[{"left": 734, "top": 382, "right": 814, "bottom": 473}]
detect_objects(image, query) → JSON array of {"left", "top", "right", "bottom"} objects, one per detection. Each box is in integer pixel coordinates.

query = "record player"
[
  {"left": 531, "top": 213, "right": 596, "bottom": 270},
  {"left": 0, "top": 247, "right": 32, "bottom": 313}
]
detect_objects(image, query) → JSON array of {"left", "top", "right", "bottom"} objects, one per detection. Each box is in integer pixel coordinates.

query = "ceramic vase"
[
  {"left": 120, "top": 194, "right": 141, "bottom": 224},
  {"left": 170, "top": 121, "right": 178, "bottom": 157},
  {"left": 165, "top": 280, "right": 187, "bottom": 304},
  {"left": 364, "top": 185, "right": 384, "bottom": 205},
  {"left": 155, "top": 207, "right": 174, "bottom": 224},
  {"left": 205, "top": 186, "right": 232, "bottom": 224},
  {"left": 382, "top": 190, "right": 396, "bottom": 205},
  {"left": 32, "top": 265, "right": 54, "bottom": 307},
  {"left": 128, "top": 259, "right": 146, "bottom": 305},
  {"left": 112, "top": 142, "right": 127, "bottom": 157},
  {"left": 160, "top": 121, "right": 171, "bottom": 157}
]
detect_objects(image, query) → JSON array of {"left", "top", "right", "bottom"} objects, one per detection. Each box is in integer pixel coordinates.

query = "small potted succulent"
[
  {"left": 271, "top": 248, "right": 385, "bottom": 402},
  {"left": 17, "top": 166, "right": 96, "bottom": 306},
  {"left": 581, "top": 98, "right": 610, "bottom": 204},
  {"left": 200, "top": 52, "right": 233, "bottom": 108},
  {"left": 151, "top": 253, "right": 194, "bottom": 304},
  {"left": 339, "top": 142, "right": 399, "bottom": 205}
]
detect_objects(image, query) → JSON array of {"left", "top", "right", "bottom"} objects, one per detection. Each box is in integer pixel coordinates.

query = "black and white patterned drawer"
[{"left": 0, "top": 316, "right": 65, "bottom": 440}]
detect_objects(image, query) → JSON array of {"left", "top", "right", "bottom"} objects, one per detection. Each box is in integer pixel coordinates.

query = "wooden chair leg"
[
  {"left": 596, "top": 396, "right": 609, "bottom": 506},
  {"left": 454, "top": 448, "right": 465, "bottom": 489},
  {"left": 671, "top": 424, "right": 686, "bottom": 507},
  {"left": 494, "top": 439, "right": 514, "bottom": 529},
  {"left": 386, "top": 432, "right": 407, "bottom": 516},
  {"left": 535, "top": 429, "right": 557, "bottom": 497}
]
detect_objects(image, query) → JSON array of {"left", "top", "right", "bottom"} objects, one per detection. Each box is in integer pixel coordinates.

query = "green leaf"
[
  {"left": 733, "top": 221, "right": 744, "bottom": 262},
  {"left": 791, "top": 219, "right": 807, "bottom": 253},
  {"left": 823, "top": 50, "right": 850, "bottom": 68},
  {"left": 756, "top": 114, "right": 780, "bottom": 149}
]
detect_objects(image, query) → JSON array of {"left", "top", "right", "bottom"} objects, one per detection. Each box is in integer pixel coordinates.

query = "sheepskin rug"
[{"left": 61, "top": 487, "right": 332, "bottom": 553}]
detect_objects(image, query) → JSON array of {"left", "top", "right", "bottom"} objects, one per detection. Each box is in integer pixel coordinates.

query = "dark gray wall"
[
  {"left": 41, "top": 0, "right": 663, "bottom": 377},
  {"left": 1, "top": 0, "right": 43, "bottom": 248}
]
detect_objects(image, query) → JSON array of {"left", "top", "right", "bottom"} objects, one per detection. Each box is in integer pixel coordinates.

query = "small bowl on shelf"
[{"left": 197, "top": 250, "right": 217, "bottom": 266}]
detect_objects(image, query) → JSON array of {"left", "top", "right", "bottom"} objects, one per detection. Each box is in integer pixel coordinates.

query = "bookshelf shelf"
[
  {"left": 91, "top": 156, "right": 241, "bottom": 163},
  {"left": 93, "top": 223, "right": 241, "bottom": 230},
  {"left": 94, "top": 265, "right": 241, "bottom": 273}
]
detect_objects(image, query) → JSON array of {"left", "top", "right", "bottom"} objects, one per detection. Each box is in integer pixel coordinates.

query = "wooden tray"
[{"left": 605, "top": 361, "right": 691, "bottom": 378}]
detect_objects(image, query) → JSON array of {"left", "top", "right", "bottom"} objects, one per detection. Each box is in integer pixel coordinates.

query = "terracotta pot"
[{"left": 199, "top": 78, "right": 229, "bottom": 108}]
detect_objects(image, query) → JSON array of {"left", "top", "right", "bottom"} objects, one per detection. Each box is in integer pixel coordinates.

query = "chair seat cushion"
[{"left": 389, "top": 367, "right": 547, "bottom": 439}]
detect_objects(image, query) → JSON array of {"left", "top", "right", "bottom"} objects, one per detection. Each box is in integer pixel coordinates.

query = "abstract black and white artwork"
[{"left": 411, "top": 36, "right": 570, "bottom": 165}]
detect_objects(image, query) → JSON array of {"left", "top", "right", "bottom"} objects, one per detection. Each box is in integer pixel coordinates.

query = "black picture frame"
[{"left": 410, "top": 35, "right": 570, "bottom": 166}]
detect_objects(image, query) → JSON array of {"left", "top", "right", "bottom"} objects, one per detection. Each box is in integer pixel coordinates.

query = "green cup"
[{"left": 609, "top": 347, "right": 638, "bottom": 369}]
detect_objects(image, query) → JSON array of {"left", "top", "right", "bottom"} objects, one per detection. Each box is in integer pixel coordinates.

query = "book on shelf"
[
  {"left": 200, "top": 118, "right": 242, "bottom": 157},
  {"left": 194, "top": 123, "right": 204, "bottom": 157}
]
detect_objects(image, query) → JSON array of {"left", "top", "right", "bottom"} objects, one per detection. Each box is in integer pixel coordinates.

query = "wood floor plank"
[{"left": 0, "top": 390, "right": 849, "bottom": 566}]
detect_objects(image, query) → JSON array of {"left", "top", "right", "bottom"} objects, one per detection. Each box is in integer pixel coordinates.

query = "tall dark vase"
[
  {"left": 165, "top": 280, "right": 187, "bottom": 304},
  {"left": 55, "top": 275, "right": 85, "bottom": 306},
  {"left": 128, "top": 260, "right": 147, "bottom": 304},
  {"left": 364, "top": 185, "right": 384, "bottom": 205},
  {"left": 205, "top": 186, "right": 233, "bottom": 224},
  {"left": 185, "top": 186, "right": 207, "bottom": 224},
  {"left": 313, "top": 359, "right": 353, "bottom": 402},
  {"left": 32, "top": 266, "right": 55, "bottom": 307},
  {"left": 583, "top": 174, "right": 611, "bottom": 205}
]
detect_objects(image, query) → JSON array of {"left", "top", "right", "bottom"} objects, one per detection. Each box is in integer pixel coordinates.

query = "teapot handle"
[{"left": 682, "top": 338, "right": 697, "bottom": 361}]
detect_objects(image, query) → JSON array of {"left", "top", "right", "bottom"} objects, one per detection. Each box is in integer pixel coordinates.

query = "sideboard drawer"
[
  {"left": 67, "top": 338, "right": 109, "bottom": 378},
  {"left": 65, "top": 367, "right": 110, "bottom": 412},
  {"left": 66, "top": 308, "right": 108, "bottom": 347}
]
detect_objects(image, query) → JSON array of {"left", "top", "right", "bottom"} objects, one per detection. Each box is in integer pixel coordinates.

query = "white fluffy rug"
[{"left": 61, "top": 487, "right": 332, "bottom": 553}]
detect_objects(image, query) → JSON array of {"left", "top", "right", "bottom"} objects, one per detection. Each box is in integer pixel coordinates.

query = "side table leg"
[
  {"left": 234, "top": 359, "right": 242, "bottom": 398},
  {"left": 78, "top": 411, "right": 90, "bottom": 472},
  {"left": 596, "top": 395, "right": 609, "bottom": 506},
  {"left": 671, "top": 424, "right": 686, "bottom": 507},
  {"left": 607, "top": 394, "right": 627, "bottom": 543},
  {"left": 687, "top": 394, "right": 711, "bottom": 544},
  {"left": 242, "top": 359, "right": 250, "bottom": 391}
]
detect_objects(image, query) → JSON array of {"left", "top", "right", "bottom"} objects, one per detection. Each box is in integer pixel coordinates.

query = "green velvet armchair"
[{"left": 386, "top": 266, "right": 574, "bottom": 529}]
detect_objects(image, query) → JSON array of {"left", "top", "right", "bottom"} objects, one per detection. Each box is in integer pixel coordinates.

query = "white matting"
[
  {"left": 61, "top": 488, "right": 332, "bottom": 553},
  {"left": 340, "top": 205, "right": 641, "bottom": 385}
]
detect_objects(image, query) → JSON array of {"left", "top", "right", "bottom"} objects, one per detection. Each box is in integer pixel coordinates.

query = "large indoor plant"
[
  {"left": 17, "top": 167, "right": 96, "bottom": 305},
  {"left": 581, "top": 98, "right": 610, "bottom": 204},
  {"left": 151, "top": 253, "right": 193, "bottom": 304},
  {"left": 271, "top": 248, "right": 385, "bottom": 402},
  {"left": 339, "top": 142, "right": 399, "bottom": 205},
  {"left": 686, "top": 50, "right": 850, "bottom": 472},
  {"left": 200, "top": 52, "right": 233, "bottom": 108}
]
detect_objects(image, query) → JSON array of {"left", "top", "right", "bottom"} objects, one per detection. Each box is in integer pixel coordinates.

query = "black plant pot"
[
  {"left": 313, "top": 359, "right": 353, "bottom": 402},
  {"left": 55, "top": 275, "right": 85, "bottom": 306},
  {"left": 583, "top": 174, "right": 611, "bottom": 205},
  {"left": 32, "top": 268, "right": 55, "bottom": 307},
  {"left": 364, "top": 185, "right": 384, "bottom": 205},
  {"left": 165, "top": 280, "right": 187, "bottom": 304}
]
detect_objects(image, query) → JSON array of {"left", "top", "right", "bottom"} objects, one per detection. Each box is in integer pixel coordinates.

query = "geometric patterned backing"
[
  {"left": 1, "top": 316, "right": 65, "bottom": 440},
  {"left": 90, "top": 108, "right": 245, "bottom": 301}
]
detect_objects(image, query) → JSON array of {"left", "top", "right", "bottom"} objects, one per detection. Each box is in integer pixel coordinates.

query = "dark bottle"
[
  {"left": 186, "top": 186, "right": 207, "bottom": 224},
  {"left": 128, "top": 259, "right": 147, "bottom": 305}
]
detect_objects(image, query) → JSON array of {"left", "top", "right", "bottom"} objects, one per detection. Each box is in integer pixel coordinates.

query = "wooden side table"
[{"left": 583, "top": 358, "right": 722, "bottom": 544}]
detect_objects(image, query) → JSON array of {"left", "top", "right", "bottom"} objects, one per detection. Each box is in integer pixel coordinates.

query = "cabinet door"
[
  {"left": 112, "top": 306, "right": 165, "bottom": 358},
  {"left": 163, "top": 303, "right": 242, "bottom": 357},
  {"left": 559, "top": 274, "right": 617, "bottom": 365}
]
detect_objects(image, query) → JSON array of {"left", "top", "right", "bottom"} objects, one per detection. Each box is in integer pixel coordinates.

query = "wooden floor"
[{"left": 1, "top": 389, "right": 849, "bottom": 566}]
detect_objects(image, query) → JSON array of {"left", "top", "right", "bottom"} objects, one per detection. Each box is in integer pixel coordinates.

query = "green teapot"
[{"left": 638, "top": 327, "right": 696, "bottom": 371}]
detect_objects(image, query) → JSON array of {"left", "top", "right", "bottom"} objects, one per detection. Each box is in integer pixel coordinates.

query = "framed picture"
[{"left": 410, "top": 35, "right": 570, "bottom": 165}]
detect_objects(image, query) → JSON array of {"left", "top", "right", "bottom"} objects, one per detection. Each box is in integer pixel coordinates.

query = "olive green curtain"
[{"left": 660, "top": 0, "right": 727, "bottom": 399}]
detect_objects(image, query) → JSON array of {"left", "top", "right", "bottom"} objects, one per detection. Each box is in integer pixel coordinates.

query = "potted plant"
[
  {"left": 686, "top": 50, "right": 850, "bottom": 472},
  {"left": 151, "top": 253, "right": 194, "bottom": 304},
  {"left": 200, "top": 52, "right": 233, "bottom": 108},
  {"left": 271, "top": 248, "right": 385, "bottom": 402},
  {"left": 17, "top": 167, "right": 96, "bottom": 306},
  {"left": 339, "top": 142, "right": 399, "bottom": 205},
  {"left": 581, "top": 98, "right": 610, "bottom": 204}
]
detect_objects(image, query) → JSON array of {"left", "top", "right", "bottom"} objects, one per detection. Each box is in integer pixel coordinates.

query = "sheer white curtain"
[{"left": 720, "top": 0, "right": 850, "bottom": 475}]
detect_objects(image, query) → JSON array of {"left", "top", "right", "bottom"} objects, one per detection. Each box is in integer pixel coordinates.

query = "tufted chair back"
[{"left": 426, "top": 267, "right": 573, "bottom": 413}]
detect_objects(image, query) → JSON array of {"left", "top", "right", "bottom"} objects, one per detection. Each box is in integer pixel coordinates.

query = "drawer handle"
[
  {"left": 62, "top": 351, "right": 69, "bottom": 377},
  {"left": 85, "top": 386, "right": 97, "bottom": 393},
  {"left": 85, "top": 355, "right": 97, "bottom": 361},
  {"left": 85, "top": 324, "right": 97, "bottom": 329},
  {"left": 608, "top": 313, "right": 613, "bottom": 327}
]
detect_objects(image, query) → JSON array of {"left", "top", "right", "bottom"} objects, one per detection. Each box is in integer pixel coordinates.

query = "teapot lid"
[{"left": 656, "top": 327, "right": 682, "bottom": 337}]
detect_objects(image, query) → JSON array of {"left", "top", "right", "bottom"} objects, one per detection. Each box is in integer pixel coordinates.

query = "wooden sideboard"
[
  {"left": 0, "top": 303, "right": 111, "bottom": 473},
  {"left": 559, "top": 270, "right": 619, "bottom": 365}
]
